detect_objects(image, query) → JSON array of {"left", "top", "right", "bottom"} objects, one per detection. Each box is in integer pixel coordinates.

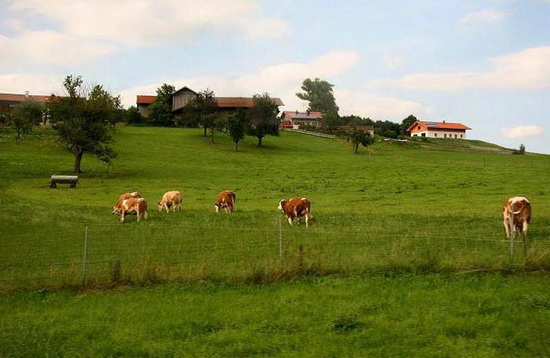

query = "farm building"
[
  {"left": 407, "top": 120, "right": 472, "bottom": 139},
  {"left": 280, "top": 110, "right": 323, "bottom": 129},
  {"left": 136, "top": 86, "right": 284, "bottom": 117},
  {"left": 0, "top": 92, "right": 52, "bottom": 111},
  {"left": 0, "top": 92, "right": 57, "bottom": 124}
]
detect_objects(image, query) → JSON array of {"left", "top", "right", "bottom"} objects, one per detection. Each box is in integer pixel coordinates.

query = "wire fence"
[{"left": 1, "top": 219, "right": 549, "bottom": 291}]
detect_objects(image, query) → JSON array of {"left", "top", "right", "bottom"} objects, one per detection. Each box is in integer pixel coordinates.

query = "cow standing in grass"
[
  {"left": 158, "top": 191, "right": 182, "bottom": 212},
  {"left": 278, "top": 198, "right": 312, "bottom": 227},
  {"left": 112, "top": 191, "right": 141, "bottom": 215},
  {"left": 503, "top": 196, "right": 531, "bottom": 257},
  {"left": 117, "top": 197, "right": 148, "bottom": 223},
  {"left": 215, "top": 190, "right": 236, "bottom": 213}
]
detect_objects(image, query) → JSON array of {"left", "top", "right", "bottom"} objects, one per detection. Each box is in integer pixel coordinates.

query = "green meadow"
[
  {"left": 1, "top": 126, "right": 550, "bottom": 356},
  {"left": 0, "top": 126, "right": 549, "bottom": 290}
]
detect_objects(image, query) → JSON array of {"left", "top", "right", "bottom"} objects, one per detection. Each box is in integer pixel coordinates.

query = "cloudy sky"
[{"left": 1, "top": 0, "right": 549, "bottom": 153}]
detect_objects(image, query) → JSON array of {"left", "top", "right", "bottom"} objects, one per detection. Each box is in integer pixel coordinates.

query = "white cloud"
[
  {"left": 7, "top": 0, "right": 290, "bottom": 47},
  {"left": 371, "top": 46, "right": 550, "bottom": 90},
  {"left": 381, "top": 52, "right": 405, "bottom": 69},
  {"left": 335, "top": 90, "right": 433, "bottom": 119},
  {"left": 501, "top": 125, "right": 544, "bottom": 138},
  {"left": 458, "top": 9, "right": 510, "bottom": 27},
  {"left": 0, "top": 73, "right": 65, "bottom": 94},
  {"left": 0, "top": 30, "right": 116, "bottom": 66}
]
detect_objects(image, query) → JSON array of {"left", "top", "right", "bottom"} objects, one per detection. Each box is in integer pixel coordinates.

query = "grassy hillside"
[{"left": 1, "top": 126, "right": 549, "bottom": 289}]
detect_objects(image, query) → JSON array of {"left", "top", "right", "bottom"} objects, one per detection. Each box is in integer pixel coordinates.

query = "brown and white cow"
[
  {"left": 117, "top": 197, "right": 148, "bottom": 223},
  {"left": 503, "top": 196, "right": 531, "bottom": 256},
  {"left": 112, "top": 191, "right": 141, "bottom": 215},
  {"left": 214, "top": 190, "right": 236, "bottom": 213},
  {"left": 278, "top": 198, "right": 312, "bottom": 227},
  {"left": 158, "top": 190, "right": 182, "bottom": 212}
]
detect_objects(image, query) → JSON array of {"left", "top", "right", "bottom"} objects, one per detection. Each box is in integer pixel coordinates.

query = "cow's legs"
[
  {"left": 288, "top": 217, "right": 293, "bottom": 226},
  {"left": 143, "top": 211, "right": 148, "bottom": 220},
  {"left": 305, "top": 214, "right": 309, "bottom": 228},
  {"left": 503, "top": 219, "right": 511, "bottom": 239},
  {"left": 120, "top": 211, "right": 126, "bottom": 223}
]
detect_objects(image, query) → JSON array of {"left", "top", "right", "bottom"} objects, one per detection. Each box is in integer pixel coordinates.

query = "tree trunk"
[
  {"left": 354, "top": 143, "right": 359, "bottom": 153},
  {"left": 73, "top": 150, "right": 84, "bottom": 174},
  {"left": 203, "top": 124, "right": 207, "bottom": 137},
  {"left": 235, "top": 141, "right": 239, "bottom": 152},
  {"left": 257, "top": 136, "right": 263, "bottom": 147}
]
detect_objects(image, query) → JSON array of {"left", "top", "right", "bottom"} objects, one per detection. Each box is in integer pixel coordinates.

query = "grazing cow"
[
  {"left": 214, "top": 190, "right": 236, "bottom": 213},
  {"left": 503, "top": 196, "right": 531, "bottom": 257},
  {"left": 278, "top": 198, "right": 312, "bottom": 227},
  {"left": 117, "top": 197, "right": 148, "bottom": 223},
  {"left": 112, "top": 191, "right": 141, "bottom": 215},
  {"left": 158, "top": 190, "right": 182, "bottom": 212}
]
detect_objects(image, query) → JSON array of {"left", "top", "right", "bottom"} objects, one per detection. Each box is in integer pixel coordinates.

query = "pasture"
[
  {"left": 1, "top": 126, "right": 550, "bottom": 356},
  {"left": 0, "top": 126, "right": 549, "bottom": 290}
]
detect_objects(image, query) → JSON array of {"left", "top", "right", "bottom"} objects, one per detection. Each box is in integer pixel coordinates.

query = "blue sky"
[{"left": 1, "top": 0, "right": 549, "bottom": 153}]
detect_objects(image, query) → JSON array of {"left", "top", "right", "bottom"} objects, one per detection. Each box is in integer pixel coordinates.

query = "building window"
[
  {"left": 421, "top": 133, "right": 425, "bottom": 137},
  {"left": 460, "top": 134, "right": 463, "bottom": 138},
  {"left": 455, "top": 134, "right": 457, "bottom": 138},
  {"left": 434, "top": 133, "right": 437, "bottom": 137},
  {"left": 444, "top": 134, "right": 447, "bottom": 138}
]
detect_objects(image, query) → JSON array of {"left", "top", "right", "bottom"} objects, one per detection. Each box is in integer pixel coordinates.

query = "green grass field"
[
  {"left": 1, "top": 274, "right": 549, "bottom": 357},
  {"left": 1, "top": 126, "right": 549, "bottom": 289},
  {"left": 1, "top": 126, "right": 549, "bottom": 356}
]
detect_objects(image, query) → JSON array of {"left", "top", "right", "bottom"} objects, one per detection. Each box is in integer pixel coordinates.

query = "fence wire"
[{"left": 1, "top": 221, "right": 549, "bottom": 291}]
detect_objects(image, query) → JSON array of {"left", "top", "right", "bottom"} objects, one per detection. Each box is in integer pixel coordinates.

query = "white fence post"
[
  {"left": 82, "top": 226, "right": 88, "bottom": 286},
  {"left": 279, "top": 217, "right": 284, "bottom": 271}
]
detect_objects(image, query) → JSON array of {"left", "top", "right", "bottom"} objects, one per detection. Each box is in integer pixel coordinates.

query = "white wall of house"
[{"left": 411, "top": 130, "right": 466, "bottom": 139}]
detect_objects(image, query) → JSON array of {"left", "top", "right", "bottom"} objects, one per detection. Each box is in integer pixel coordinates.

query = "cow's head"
[
  {"left": 277, "top": 200, "right": 286, "bottom": 212},
  {"left": 111, "top": 206, "right": 121, "bottom": 216},
  {"left": 157, "top": 202, "right": 163, "bottom": 212},
  {"left": 214, "top": 203, "right": 220, "bottom": 213}
]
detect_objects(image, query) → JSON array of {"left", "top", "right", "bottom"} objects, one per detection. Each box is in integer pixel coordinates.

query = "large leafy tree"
[
  {"left": 185, "top": 89, "right": 217, "bottom": 136},
  {"left": 48, "top": 75, "right": 118, "bottom": 174},
  {"left": 149, "top": 83, "right": 175, "bottom": 127},
  {"left": 11, "top": 99, "right": 43, "bottom": 141},
  {"left": 296, "top": 78, "right": 339, "bottom": 114},
  {"left": 247, "top": 93, "right": 279, "bottom": 147}
]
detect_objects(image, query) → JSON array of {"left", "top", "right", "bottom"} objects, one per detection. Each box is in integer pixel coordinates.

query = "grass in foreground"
[{"left": 1, "top": 274, "right": 549, "bottom": 357}]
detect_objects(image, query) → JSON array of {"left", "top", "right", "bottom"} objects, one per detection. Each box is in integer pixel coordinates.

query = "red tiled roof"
[
  {"left": 0, "top": 92, "right": 53, "bottom": 104},
  {"left": 216, "top": 97, "right": 284, "bottom": 108},
  {"left": 282, "top": 111, "right": 323, "bottom": 120},
  {"left": 407, "top": 120, "right": 471, "bottom": 132},
  {"left": 136, "top": 95, "right": 157, "bottom": 105},
  {"left": 136, "top": 95, "right": 284, "bottom": 108}
]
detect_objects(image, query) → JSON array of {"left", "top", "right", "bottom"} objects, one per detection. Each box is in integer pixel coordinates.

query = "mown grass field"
[
  {"left": 0, "top": 126, "right": 549, "bottom": 289},
  {"left": 1, "top": 126, "right": 549, "bottom": 356}
]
